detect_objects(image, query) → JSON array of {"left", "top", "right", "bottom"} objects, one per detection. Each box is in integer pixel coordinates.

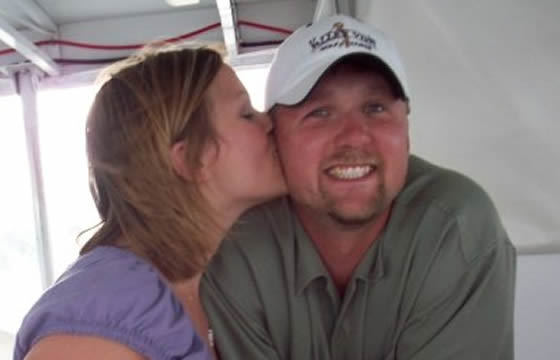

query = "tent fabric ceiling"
[
  {"left": 0, "top": 0, "right": 558, "bottom": 253},
  {"left": 364, "top": 0, "right": 560, "bottom": 253},
  {"left": 0, "top": 0, "right": 314, "bottom": 74},
  {"left": 0, "top": 0, "right": 278, "bottom": 25}
]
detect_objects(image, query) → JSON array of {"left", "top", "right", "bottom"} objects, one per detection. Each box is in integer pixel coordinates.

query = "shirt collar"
[
  {"left": 352, "top": 231, "right": 385, "bottom": 283},
  {"left": 293, "top": 215, "right": 330, "bottom": 295},
  {"left": 293, "top": 213, "right": 386, "bottom": 295}
]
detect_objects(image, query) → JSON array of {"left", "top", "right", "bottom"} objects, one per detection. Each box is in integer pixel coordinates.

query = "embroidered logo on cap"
[{"left": 308, "top": 22, "right": 377, "bottom": 52}]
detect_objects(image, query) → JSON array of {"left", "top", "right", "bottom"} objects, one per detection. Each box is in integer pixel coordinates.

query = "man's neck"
[{"left": 295, "top": 205, "right": 391, "bottom": 296}]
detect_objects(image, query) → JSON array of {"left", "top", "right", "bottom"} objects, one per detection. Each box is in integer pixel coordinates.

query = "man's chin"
[
  {"left": 327, "top": 208, "right": 380, "bottom": 228},
  {"left": 325, "top": 195, "right": 388, "bottom": 228}
]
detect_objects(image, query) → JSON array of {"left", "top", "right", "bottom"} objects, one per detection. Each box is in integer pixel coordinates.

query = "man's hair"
[
  {"left": 329, "top": 54, "right": 409, "bottom": 102},
  {"left": 81, "top": 44, "right": 223, "bottom": 281}
]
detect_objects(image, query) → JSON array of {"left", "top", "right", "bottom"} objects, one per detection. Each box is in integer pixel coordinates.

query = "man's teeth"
[{"left": 328, "top": 165, "right": 373, "bottom": 180}]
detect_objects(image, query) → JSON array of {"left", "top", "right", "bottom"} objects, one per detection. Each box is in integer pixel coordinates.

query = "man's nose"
[{"left": 334, "top": 112, "right": 371, "bottom": 146}]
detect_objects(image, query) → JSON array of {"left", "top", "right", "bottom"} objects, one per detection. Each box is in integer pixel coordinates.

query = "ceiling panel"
[{"left": 35, "top": 0, "right": 216, "bottom": 24}]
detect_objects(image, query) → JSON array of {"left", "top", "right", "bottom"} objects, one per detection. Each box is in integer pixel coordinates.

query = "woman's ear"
[
  {"left": 170, "top": 141, "right": 195, "bottom": 181},
  {"left": 170, "top": 140, "right": 216, "bottom": 182}
]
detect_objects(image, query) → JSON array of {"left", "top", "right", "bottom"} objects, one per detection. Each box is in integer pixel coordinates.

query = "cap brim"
[{"left": 268, "top": 50, "right": 399, "bottom": 111}]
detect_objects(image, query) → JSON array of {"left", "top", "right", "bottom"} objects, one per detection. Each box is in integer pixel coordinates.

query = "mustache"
[{"left": 324, "top": 148, "right": 379, "bottom": 166}]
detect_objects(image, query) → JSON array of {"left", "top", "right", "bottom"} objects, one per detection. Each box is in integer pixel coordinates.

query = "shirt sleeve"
[
  {"left": 201, "top": 241, "right": 282, "bottom": 360},
  {"left": 14, "top": 247, "right": 210, "bottom": 360},
  {"left": 393, "top": 186, "right": 517, "bottom": 360}
]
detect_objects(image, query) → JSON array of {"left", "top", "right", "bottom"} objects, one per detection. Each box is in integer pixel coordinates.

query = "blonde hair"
[{"left": 81, "top": 44, "right": 223, "bottom": 281}]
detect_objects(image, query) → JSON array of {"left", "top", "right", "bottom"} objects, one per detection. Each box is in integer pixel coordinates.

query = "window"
[
  {"left": 37, "top": 86, "right": 100, "bottom": 279},
  {"left": 236, "top": 65, "right": 270, "bottom": 111},
  {"left": 0, "top": 65, "right": 271, "bottom": 353},
  {"left": 36, "top": 66, "right": 271, "bottom": 279},
  {"left": 0, "top": 95, "right": 43, "bottom": 336}
]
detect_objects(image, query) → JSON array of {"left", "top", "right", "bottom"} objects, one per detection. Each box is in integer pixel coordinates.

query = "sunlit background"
[
  {"left": 0, "top": 65, "right": 268, "bottom": 357},
  {"left": 0, "top": 94, "right": 42, "bottom": 350}
]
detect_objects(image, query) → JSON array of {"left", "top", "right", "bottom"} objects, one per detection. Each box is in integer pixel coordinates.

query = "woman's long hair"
[{"left": 81, "top": 45, "right": 223, "bottom": 281}]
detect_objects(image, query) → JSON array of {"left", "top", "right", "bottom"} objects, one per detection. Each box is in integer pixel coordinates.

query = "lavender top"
[{"left": 14, "top": 246, "right": 211, "bottom": 360}]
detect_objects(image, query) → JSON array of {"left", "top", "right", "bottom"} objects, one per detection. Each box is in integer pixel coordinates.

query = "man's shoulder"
[
  {"left": 404, "top": 155, "right": 496, "bottom": 216},
  {"left": 205, "top": 197, "right": 293, "bottom": 283},
  {"left": 202, "top": 198, "right": 294, "bottom": 321},
  {"left": 219, "top": 196, "right": 293, "bottom": 253},
  {"left": 401, "top": 155, "right": 510, "bottom": 262}
]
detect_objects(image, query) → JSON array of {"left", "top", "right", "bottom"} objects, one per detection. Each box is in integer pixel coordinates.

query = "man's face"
[{"left": 273, "top": 63, "right": 410, "bottom": 226}]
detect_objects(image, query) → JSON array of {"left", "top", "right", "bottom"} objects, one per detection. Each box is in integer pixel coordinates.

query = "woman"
[{"left": 14, "top": 45, "right": 286, "bottom": 360}]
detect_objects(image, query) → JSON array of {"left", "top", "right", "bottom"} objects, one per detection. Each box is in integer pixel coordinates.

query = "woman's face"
[{"left": 202, "top": 65, "right": 286, "bottom": 214}]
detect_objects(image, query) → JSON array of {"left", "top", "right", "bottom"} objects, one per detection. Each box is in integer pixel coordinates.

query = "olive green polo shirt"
[{"left": 201, "top": 155, "right": 516, "bottom": 360}]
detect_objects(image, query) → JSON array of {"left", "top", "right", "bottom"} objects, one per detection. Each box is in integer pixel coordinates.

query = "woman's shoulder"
[
  {"left": 50, "top": 246, "right": 166, "bottom": 303},
  {"left": 14, "top": 246, "right": 209, "bottom": 360}
]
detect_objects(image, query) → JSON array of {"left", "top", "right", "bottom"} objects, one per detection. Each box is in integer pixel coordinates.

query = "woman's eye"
[{"left": 243, "top": 112, "right": 255, "bottom": 121}]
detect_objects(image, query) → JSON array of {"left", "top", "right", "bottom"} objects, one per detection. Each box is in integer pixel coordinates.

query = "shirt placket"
[{"left": 329, "top": 277, "right": 365, "bottom": 359}]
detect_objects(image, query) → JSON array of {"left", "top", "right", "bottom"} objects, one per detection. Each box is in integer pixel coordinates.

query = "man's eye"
[
  {"left": 364, "top": 103, "right": 385, "bottom": 114},
  {"left": 307, "top": 108, "right": 330, "bottom": 118}
]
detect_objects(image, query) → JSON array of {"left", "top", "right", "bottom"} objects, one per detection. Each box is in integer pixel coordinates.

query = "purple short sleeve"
[{"left": 14, "top": 246, "right": 211, "bottom": 360}]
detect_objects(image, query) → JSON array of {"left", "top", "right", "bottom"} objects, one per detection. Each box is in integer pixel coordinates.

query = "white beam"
[
  {"left": 18, "top": 69, "right": 55, "bottom": 289},
  {"left": 0, "top": 16, "right": 59, "bottom": 75},
  {"left": 216, "top": 0, "right": 239, "bottom": 57},
  {"left": 0, "top": 8, "right": 55, "bottom": 36},
  {"left": 229, "top": 48, "right": 275, "bottom": 68},
  {"left": 14, "top": 0, "right": 57, "bottom": 33}
]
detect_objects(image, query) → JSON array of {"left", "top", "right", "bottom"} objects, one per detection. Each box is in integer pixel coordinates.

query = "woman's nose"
[{"left": 259, "top": 112, "right": 274, "bottom": 134}]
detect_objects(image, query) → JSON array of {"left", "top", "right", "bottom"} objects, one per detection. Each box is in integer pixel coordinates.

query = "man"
[{"left": 201, "top": 14, "right": 516, "bottom": 360}]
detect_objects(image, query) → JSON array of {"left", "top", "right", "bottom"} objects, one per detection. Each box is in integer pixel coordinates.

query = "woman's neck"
[{"left": 171, "top": 275, "right": 217, "bottom": 357}]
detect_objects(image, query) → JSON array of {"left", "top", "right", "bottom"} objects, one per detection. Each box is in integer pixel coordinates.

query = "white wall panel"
[
  {"left": 360, "top": 0, "right": 560, "bottom": 253},
  {"left": 516, "top": 254, "right": 560, "bottom": 360}
]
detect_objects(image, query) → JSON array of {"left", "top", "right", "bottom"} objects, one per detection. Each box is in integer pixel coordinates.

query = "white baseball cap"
[{"left": 265, "top": 14, "right": 409, "bottom": 111}]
